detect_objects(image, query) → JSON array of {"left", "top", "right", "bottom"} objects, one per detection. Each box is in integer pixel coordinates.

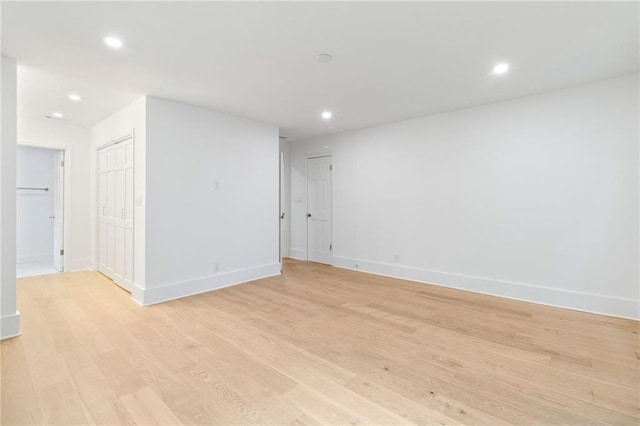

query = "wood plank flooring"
[{"left": 2, "top": 259, "right": 638, "bottom": 425}]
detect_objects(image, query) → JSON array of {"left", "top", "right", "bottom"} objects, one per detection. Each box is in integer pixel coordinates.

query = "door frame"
[
  {"left": 279, "top": 151, "right": 284, "bottom": 264},
  {"left": 52, "top": 150, "right": 65, "bottom": 271},
  {"left": 95, "top": 132, "right": 135, "bottom": 289},
  {"left": 17, "top": 143, "right": 70, "bottom": 272},
  {"left": 305, "top": 154, "right": 333, "bottom": 265}
]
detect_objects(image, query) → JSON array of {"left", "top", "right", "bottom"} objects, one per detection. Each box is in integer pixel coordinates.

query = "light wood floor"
[{"left": 2, "top": 259, "right": 639, "bottom": 425}]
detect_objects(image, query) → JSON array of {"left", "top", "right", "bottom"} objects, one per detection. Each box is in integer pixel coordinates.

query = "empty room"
[{"left": 1, "top": 1, "right": 638, "bottom": 425}]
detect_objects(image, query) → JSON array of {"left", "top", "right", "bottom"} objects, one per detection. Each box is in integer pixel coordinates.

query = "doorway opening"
[{"left": 16, "top": 146, "right": 65, "bottom": 278}]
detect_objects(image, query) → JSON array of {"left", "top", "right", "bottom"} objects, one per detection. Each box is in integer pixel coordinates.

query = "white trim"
[
  {"left": 333, "top": 256, "right": 640, "bottom": 320},
  {"left": 96, "top": 132, "right": 134, "bottom": 150},
  {"left": 16, "top": 254, "right": 52, "bottom": 264},
  {"left": 288, "top": 248, "right": 306, "bottom": 260},
  {"left": 0, "top": 310, "right": 21, "bottom": 340},
  {"left": 132, "top": 263, "right": 282, "bottom": 306},
  {"left": 69, "top": 257, "right": 94, "bottom": 271}
]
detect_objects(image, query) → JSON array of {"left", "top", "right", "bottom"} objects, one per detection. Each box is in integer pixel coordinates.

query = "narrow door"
[
  {"left": 279, "top": 151, "right": 285, "bottom": 263},
  {"left": 98, "top": 138, "right": 134, "bottom": 291},
  {"left": 98, "top": 144, "right": 116, "bottom": 278},
  {"left": 306, "top": 155, "right": 332, "bottom": 264},
  {"left": 52, "top": 151, "right": 64, "bottom": 271}
]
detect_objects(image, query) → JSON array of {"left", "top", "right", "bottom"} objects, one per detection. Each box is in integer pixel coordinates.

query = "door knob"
[
  {"left": 280, "top": 212, "right": 285, "bottom": 219},
  {"left": 307, "top": 213, "right": 311, "bottom": 218},
  {"left": 49, "top": 216, "right": 55, "bottom": 219}
]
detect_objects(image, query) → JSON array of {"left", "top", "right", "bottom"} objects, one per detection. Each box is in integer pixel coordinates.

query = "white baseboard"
[
  {"left": 288, "top": 248, "right": 306, "bottom": 261},
  {"left": 132, "top": 262, "right": 282, "bottom": 306},
  {"left": 0, "top": 311, "right": 21, "bottom": 340},
  {"left": 69, "top": 258, "right": 94, "bottom": 271},
  {"left": 17, "top": 254, "right": 51, "bottom": 264},
  {"left": 333, "top": 256, "right": 639, "bottom": 320}
]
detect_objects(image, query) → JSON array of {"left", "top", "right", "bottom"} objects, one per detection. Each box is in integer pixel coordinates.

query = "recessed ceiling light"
[
  {"left": 322, "top": 111, "right": 332, "bottom": 119},
  {"left": 104, "top": 36, "right": 123, "bottom": 49},
  {"left": 68, "top": 94, "right": 81, "bottom": 102},
  {"left": 52, "top": 112, "right": 63, "bottom": 118},
  {"left": 316, "top": 54, "right": 333, "bottom": 63},
  {"left": 493, "top": 62, "right": 510, "bottom": 75}
]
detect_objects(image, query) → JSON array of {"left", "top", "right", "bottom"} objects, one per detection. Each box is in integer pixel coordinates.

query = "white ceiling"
[{"left": 2, "top": 1, "right": 638, "bottom": 141}]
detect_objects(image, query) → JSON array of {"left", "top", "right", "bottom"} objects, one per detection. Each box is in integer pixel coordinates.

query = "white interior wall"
[
  {"left": 139, "top": 96, "right": 280, "bottom": 305},
  {"left": 17, "top": 118, "right": 91, "bottom": 270},
  {"left": 1, "top": 56, "right": 20, "bottom": 339},
  {"left": 91, "top": 96, "right": 146, "bottom": 288},
  {"left": 16, "top": 146, "right": 56, "bottom": 263},
  {"left": 290, "top": 73, "right": 639, "bottom": 319}
]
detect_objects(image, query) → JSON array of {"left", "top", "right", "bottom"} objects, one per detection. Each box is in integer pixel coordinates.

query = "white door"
[
  {"left": 307, "top": 155, "right": 332, "bottom": 264},
  {"left": 98, "top": 138, "right": 134, "bottom": 291},
  {"left": 52, "top": 151, "right": 64, "bottom": 272},
  {"left": 279, "top": 151, "right": 286, "bottom": 263}
]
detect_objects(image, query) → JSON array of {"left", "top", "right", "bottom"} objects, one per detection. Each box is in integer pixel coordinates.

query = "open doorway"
[{"left": 16, "top": 146, "right": 65, "bottom": 278}]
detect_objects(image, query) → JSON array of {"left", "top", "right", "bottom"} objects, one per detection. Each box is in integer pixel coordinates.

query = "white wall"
[
  {"left": 91, "top": 96, "right": 146, "bottom": 287},
  {"left": 1, "top": 57, "right": 20, "bottom": 339},
  {"left": 140, "top": 96, "right": 280, "bottom": 305},
  {"left": 290, "top": 74, "right": 639, "bottom": 319},
  {"left": 18, "top": 118, "right": 91, "bottom": 270},
  {"left": 16, "top": 146, "right": 56, "bottom": 263}
]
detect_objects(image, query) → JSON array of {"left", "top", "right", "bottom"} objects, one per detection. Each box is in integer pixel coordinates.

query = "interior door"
[
  {"left": 98, "top": 145, "right": 115, "bottom": 278},
  {"left": 98, "top": 138, "right": 134, "bottom": 291},
  {"left": 52, "top": 151, "right": 64, "bottom": 271},
  {"left": 307, "top": 155, "right": 332, "bottom": 264},
  {"left": 279, "top": 151, "right": 285, "bottom": 263}
]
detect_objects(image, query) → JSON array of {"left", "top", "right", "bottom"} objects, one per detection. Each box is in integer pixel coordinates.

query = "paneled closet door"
[
  {"left": 98, "top": 138, "right": 134, "bottom": 292},
  {"left": 98, "top": 145, "right": 116, "bottom": 278}
]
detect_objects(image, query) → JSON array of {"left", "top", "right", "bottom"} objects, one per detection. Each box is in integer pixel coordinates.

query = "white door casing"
[
  {"left": 52, "top": 151, "right": 64, "bottom": 272},
  {"left": 306, "top": 155, "right": 332, "bottom": 265},
  {"left": 97, "top": 138, "right": 134, "bottom": 291}
]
